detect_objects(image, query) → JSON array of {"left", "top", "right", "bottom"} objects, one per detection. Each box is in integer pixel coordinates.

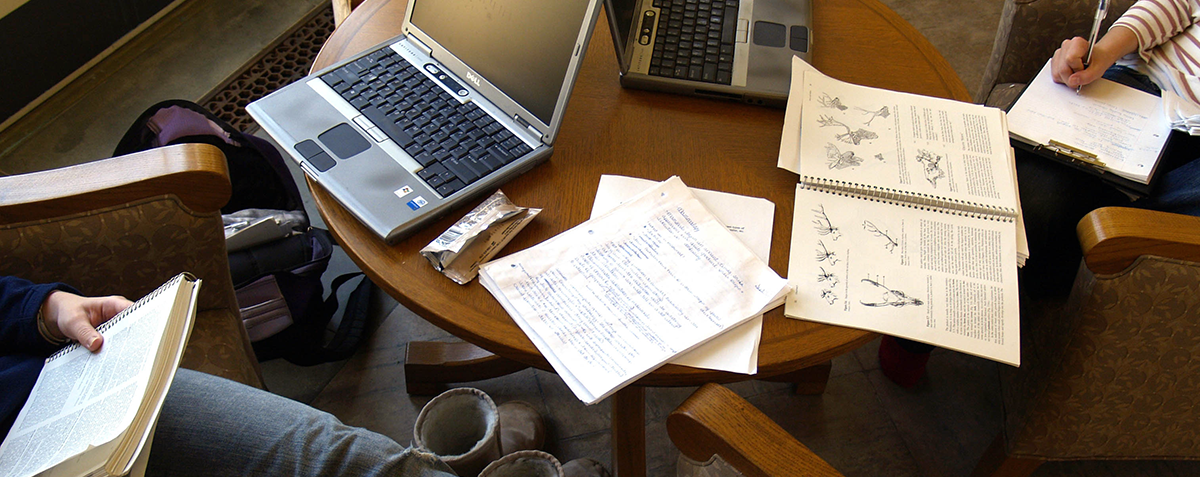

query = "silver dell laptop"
[
  {"left": 248, "top": 0, "right": 603, "bottom": 244},
  {"left": 604, "top": 0, "right": 811, "bottom": 107}
]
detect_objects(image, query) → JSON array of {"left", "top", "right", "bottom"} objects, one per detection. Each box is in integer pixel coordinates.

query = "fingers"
[
  {"left": 43, "top": 292, "right": 132, "bottom": 352},
  {"left": 1051, "top": 37, "right": 1092, "bottom": 86}
]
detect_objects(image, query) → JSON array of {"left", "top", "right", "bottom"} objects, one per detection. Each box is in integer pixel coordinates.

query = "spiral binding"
[
  {"left": 800, "top": 176, "right": 1016, "bottom": 223},
  {"left": 47, "top": 273, "right": 192, "bottom": 361}
]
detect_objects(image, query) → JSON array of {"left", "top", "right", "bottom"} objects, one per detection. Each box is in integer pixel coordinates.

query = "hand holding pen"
[{"left": 1050, "top": 0, "right": 1120, "bottom": 90}]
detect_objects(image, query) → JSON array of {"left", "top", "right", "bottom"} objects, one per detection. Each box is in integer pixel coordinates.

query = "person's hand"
[
  {"left": 1051, "top": 37, "right": 1108, "bottom": 88},
  {"left": 41, "top": 291, "right": 133, "bottom": 352}
]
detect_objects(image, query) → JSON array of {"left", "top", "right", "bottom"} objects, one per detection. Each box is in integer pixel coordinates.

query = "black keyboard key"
[
  {"left": 480, "top": 153, "right": 505, "bottom": 171},
  {"left": 487, "top": 145, "right": 514, "bottom": 165},
  {"left": 337, "top": 67, "right": 360, "bottom": 85},
  {"left": 360, "top": 105, "right": 415, "bottom": 148},
  {"left": 722, "top": 7, "right": 737, "bottom": 43},
  {"left": 418, "top": 163, "right": 445, "bottom": 179},
  {"left": 414, "top": 152, "right": 437, "bottom": 167},
  {"left": 717, "top": 70, "right": 732, "bottom": 84},
  {"left": 463, "top": 156, "right": 492, "bottom": 177},
  {"left": 425, "top": 172, "right": 446, "bottom": 188},
  {"left": 702, "top": 63, "right": 717, "bottom": 82},
  {"left": 445, "top": 159, "right": 479, "bottom": 184},
  {"left": 510, "top": 143, "right": 533, "bottom": 158},
  {"left": 436, "top": 179, "right": 466, "bottom": 197}
]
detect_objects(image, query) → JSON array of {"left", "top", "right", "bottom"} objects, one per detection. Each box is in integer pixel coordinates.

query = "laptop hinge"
[
  {"left": 407, "top": 36, "right": 433, "bottom": 57},
  {"left": 514, "top": 115, "right": 543, "bottom": 142}
]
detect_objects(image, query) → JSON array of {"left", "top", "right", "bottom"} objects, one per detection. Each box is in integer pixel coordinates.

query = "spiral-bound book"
[
  {"left": 0, "top": 273, "right": 200, "bottom": 477},
  {"left": 782, "top": 71, "right": 1023, "bottom": 366}
]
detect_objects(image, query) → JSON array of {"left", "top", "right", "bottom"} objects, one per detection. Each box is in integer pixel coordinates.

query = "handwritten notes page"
[
  {"left": 784, "top": 186, "right": 1020, "bottom": 366},
  {"left": 1007, "top": 60, "right": 1170, "bottom": 184},
  {"left": 590, "top": 175, "right": 776, "bottom": 374},
  {"left": 797, "top": 70, "right": 1018, "bottom": 214},
  {"left": 479, "top": 177, "right": 788, "bottom": 404}
]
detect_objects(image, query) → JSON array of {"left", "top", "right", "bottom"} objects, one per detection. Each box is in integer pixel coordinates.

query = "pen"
[{"left": 1078, "top": 0, "right": 1108, "bottom": 93}]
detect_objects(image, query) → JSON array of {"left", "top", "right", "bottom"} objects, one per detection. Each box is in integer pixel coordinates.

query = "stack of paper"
[
  {"left": 590, "top": 175, "right": 777, "bottom": 375},
  {"left": 479, "top": 176, "right": 788, "bottom": 404}
]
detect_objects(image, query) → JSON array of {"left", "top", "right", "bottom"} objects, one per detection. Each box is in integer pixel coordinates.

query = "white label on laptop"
[
  {"left": 406, "top": 196, "right": 428, "bottom": 211},
  {"left": 396, "top": 185, "right": 414, "bottom": 197}
]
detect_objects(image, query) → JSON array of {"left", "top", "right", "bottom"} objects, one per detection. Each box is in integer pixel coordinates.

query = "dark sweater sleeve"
[
  {"left": 0, "top": 276, "right": 75, "bottom": 357},
  {"left": 1, "top": 276, "right": 77, "bottom": 440}
]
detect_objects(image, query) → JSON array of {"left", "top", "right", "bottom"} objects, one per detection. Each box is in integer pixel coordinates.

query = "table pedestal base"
[{"left": 404, "top": 341, "right": 529, "bottom": 395}]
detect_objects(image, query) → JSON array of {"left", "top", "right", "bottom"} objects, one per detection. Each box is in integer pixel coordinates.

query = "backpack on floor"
[{"left": 115, "top": 99, "right": 373, "bottom": 365}]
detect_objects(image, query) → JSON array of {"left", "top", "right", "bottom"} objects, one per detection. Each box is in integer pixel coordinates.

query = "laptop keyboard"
[
  {"left": 318, "top": 48, "right": 534, "bottom": 198},
  {"left": 647, "top": 0, "right": 738, "bottom": 84}
]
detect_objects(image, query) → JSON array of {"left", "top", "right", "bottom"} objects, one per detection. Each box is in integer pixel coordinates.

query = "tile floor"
[{"left": 4, "top": 0, "right": 1200, "bottom": 475}]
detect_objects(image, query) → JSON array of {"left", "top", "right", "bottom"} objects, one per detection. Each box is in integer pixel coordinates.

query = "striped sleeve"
[{"left": 1112, "top": 0, "right": 1200, "bottom": 51}]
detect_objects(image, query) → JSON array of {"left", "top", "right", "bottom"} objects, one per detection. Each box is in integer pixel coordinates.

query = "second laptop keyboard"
[
  {"left": 320, "top": 48, "right": 533, "bottom": 198},
  {"left": 648, "top": 0, "right": 738, "bottom": 84}
]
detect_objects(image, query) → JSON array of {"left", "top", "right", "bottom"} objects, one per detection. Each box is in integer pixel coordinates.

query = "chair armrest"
[
  {"left": 0, "top": 143, "right": 230, "bottom": 224},
  {"left": 667, "top": 383, "right": 844, "bottom": 477},
  {"left": 1077, "top": 206, "right": 1200, "bottom": 274}
]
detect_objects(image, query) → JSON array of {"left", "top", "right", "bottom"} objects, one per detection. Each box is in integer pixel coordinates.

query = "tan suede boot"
[
  {"left": 478, "top": 450, "right": 562, "bottom": 477},
  {"left": 413, "top": 388, "right": 502, "bottom": 477},
  {"left": 496, "top": 400, "right": 545, "bottom": 454}
]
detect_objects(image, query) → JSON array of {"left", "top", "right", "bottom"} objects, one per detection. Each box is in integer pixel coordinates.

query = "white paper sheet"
[
  {"left": 591, "top": 175, "right": 776, "bottom": 374},
  {"left": 480, "top": 177, "right": 788, "bottom": 404}
]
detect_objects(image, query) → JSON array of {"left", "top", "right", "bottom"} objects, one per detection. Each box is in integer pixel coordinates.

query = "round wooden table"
[{"left": 311, "top": 1, "right": 969, "bottom": 474}]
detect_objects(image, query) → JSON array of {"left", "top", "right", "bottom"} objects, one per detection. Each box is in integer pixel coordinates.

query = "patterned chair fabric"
[
  {"left": 1000, "top": 255, "right": 1200, "bottom": 459},
  {"left": 979, "top": 0, "right": 1136, "bottom": 108},
  {"left": 0, "top": 195, "right": 263, "bottom": 388}
]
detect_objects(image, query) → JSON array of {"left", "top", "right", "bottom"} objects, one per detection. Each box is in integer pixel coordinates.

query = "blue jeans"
[{"left": 147, "top": 369, "right": 458, "bottom": 477}]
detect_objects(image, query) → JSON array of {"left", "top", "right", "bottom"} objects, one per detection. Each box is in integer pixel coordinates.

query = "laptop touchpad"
[
  {"left": 318, "top": 123, "right": 370, "bottom": 159},
  {"left": 752, "top": 21, "right": 786, "bottom": 48}
]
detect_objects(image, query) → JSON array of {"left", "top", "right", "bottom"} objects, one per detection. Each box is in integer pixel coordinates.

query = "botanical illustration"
[
  {"left": 825, "top": 144, "right": 864, "bottom": 170},
  {"left": 857, "top": 105, "right": 890, "bottom": 126},
  {"left": 811, "top": 204, "right": 842, "bottom": 240},
  {"left": 915, "top": 149, "right": 946, "bottom": 187},
  {"left": 818, "top": 115, "right": 878, "bottom": 145},
  {"left": 820, "top": 289, "right": 839, "bottom": 305},
  {"left": 817, "top": 266, "right": 839, "bottom": 288},
  {"left": 814, "top": 239, "right": 839, "bottom": 265},
  {"left": 817, "top": 93, "right": 848, "bottom": 111},
  {"left": 859, "top": 278, "right": 924, "bottom": 308},
  {"left": 862, "top": 220, "right": 898, "bottom": 253}
]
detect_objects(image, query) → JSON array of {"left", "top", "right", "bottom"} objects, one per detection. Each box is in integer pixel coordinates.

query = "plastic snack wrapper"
[{"left": 421, "top": 190, "right": 541, "bottom": 284}]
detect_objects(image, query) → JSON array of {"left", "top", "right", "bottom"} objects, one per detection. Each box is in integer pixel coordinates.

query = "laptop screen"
[
  {"left": 411, "top": 0, "right": 592, "bottom": 125},
  {"left": 606, "top": 0, "right": 637, "bottom": 59}
]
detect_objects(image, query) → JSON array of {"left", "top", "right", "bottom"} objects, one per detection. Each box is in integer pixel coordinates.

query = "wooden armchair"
[
  {"left": 0, "top": 143, "right": 264, "bottom": 388},
  {"left": 977, "top": 0, "right": 1135, "bottom": 109},
  {"left": 972, "top": 207, "right": 1200, "bottom": 476},
  {"left": 668, "top": 383, "right": 844, "bottom": 477}
]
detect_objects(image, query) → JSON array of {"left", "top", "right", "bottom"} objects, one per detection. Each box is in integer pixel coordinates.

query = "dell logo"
[{"left": 465, "top": 71, "right": 482, "bottom": 87}]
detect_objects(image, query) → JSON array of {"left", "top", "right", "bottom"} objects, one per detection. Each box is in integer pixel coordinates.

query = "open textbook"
[
  {"left": 479, "top": 177, "right": 789, "bottom": 404},
  {"left": 781, "top": 62, "right": 1023, "bottom": 366},
  {"left": 1007, "top": 59, "right": 1172, "bottom": 194},
  {"left": 0, "top": 274, "right": 200, "bottom": 477},
  {"left": 590, "top": 175, "right": 777, "bottom": 375}
]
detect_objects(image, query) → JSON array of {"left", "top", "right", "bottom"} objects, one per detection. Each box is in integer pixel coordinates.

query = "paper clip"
[{"left": 1043, "top": 140, "right": 1107, "bottom": 169}]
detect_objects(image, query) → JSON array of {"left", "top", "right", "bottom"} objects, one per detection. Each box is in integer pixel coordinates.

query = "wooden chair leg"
[
  {"left": 761, "top": 361, "right": 833, "bottom": 395},
  {"left": 970, "top": 432, "right": 1044, "bottom": 477},
  {"left": 612, "top": 386, "right": 647, "bottom": 477},
  {"left": 403, "top": 341, "right": 529, "bottom": 395}
]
